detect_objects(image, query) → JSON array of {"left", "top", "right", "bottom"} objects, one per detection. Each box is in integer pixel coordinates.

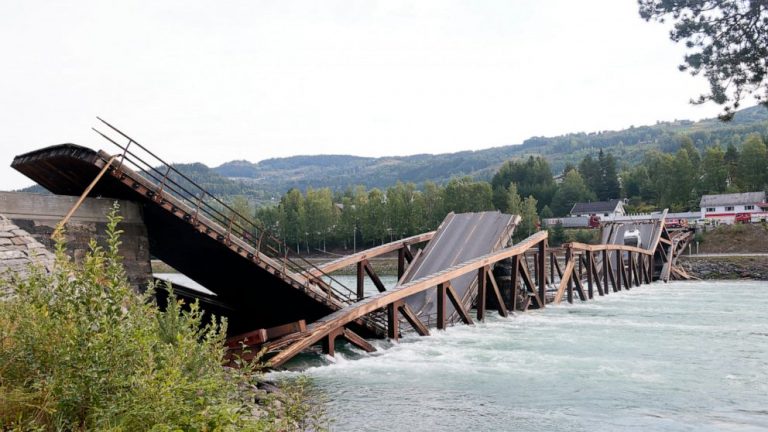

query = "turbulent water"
[{"left": 272, "top": 281, "right": 768, "bottom": 431}]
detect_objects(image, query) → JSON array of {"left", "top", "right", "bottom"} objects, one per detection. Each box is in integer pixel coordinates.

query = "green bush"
[
  {"left": 566, "top": 229, "right": 599, "bottom": 244},
  {"left": 694, "top": 232, "right": 705, "bottom": 244},
  {"left": 0, "top": 205, "right": 324, "bottom": 431}
]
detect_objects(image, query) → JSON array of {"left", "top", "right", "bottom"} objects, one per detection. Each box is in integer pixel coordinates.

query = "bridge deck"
[
  {"left": 400, "top": 211, "right": 518, "bottom": 326},
  {"left": 12, "top": 143, "right": 372, "bottom": 335}
]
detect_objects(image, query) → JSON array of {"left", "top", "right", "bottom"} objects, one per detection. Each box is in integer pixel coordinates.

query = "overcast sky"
[{"left": 0, "top": 0, "right": 734, "bottom": 190}]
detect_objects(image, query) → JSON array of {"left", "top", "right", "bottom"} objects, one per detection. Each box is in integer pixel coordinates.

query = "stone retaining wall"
[
  {"left": 678, "top": 256, "right": 768, "bottom": 280},
  {"left": 0, "top": 192, "right": 152, "bottom": 289},
  {"left": 0, "top": 214, "right": 54, "bottom": 297}
]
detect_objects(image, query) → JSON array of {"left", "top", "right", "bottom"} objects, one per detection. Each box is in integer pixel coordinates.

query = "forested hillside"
[{"left": 210, "top": 105, "right": 767, "bottom": 201}]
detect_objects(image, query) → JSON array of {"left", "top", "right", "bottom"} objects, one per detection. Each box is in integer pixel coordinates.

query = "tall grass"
[{"left": 0, "top": 204, "right": 325, "bottom": 431}]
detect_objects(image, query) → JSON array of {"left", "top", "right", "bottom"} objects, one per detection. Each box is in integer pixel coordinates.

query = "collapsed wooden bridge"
[
  {"left": 11, "top": 119, "right": 694, "bottom": 369},
  {"left": 262, "top": 212, "right": 693, "bottom": 367}
]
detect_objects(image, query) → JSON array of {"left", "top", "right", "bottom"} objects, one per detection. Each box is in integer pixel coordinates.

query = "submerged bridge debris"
[{"left": 11, "top": 119, "right": 694, "bottom": 368}]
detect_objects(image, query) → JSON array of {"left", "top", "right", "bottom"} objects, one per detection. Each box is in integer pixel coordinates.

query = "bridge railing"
[{"left": 91, "top": 118, "right": 362, "bottom": 306}]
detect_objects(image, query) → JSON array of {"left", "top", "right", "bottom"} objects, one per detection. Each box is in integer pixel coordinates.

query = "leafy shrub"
[
  {"left": 567, "top": 229, "right": 599, "bottom": 244},
  {"left": 0, "top": 204, "right": 324, "bottom": 431},
  {"left": 694, "top": 232, "right": 705, "bottom": 244}
]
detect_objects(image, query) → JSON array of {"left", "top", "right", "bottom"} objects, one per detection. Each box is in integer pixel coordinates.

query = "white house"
[
  {"left": 569, "top": 199, "right": 626, "bottom": 219},
  {"left": 699, "top": 191, "right": 768, "bottom": 224}
]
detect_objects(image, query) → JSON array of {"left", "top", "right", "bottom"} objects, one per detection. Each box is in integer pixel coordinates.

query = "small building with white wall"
[
  {"left": 699, "top": 191, "right": 768, "bottom": 224},
  {"left": 569, "top": 199, "right": 626, "bottom": 219}
]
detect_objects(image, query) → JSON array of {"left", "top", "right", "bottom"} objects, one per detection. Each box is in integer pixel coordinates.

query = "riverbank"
[
  {"left": 696, "top": 223, "right": 768, "bottom": 253},
  {"left": 678, "top": 255, "right": 768, "bottom": 280}
]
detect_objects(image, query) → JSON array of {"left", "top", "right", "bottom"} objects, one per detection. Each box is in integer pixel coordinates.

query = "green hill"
[{"left": 211, "top": 105, "right": 767, "bottom": 199}]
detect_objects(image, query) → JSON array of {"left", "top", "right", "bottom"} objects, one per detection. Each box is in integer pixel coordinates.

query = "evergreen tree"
[
  {"left": 621, "top": 165, "right": 647, "bottom": 199},
  {"left": 735, "top": 133, "right": 768, "bottom": 191},
  {"left": 643, "top": 150, "right": 675, "bottom": 208},
  {"left": 699, "top": 146, "right": 728, "bottom": 194},
  {"left": 597, "top": 149, "right": 621, "bottom": 200},
  {"left": 540, "top": 205, "right": 554, "bottom": 220},
  {"left": 679, "top": 136, "right": 701, "bottom": 170},
  {"left": 491, "top": 156, "right": 556, "bottom": 211},
  {"left": 505, "top": 183, "right": 523, "bottom": 215},
  {"left": 578, "top": 155, "right": 601, "bottom": 197},
  {"left": 550, "top": 221, "right": 566, "bottom": 246},
  {"left": 724, "top": 143, "right": 741, "bottom": 188},
  {"left": 550, "top": 170, "right": 596, "bottom": 216},
  {"left": 671, "top": 148, "right": 697, "bottom": 210}
]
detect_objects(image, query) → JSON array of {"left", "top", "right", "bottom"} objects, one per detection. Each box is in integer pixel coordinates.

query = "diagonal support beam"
[
  {"left": 341, "top": 328, "right": 376, "bottom": 353},
  {"left": 445, "top": 282, "right": 474, "bottom": 325},
  {"left": 519, "top": 258, "right": 544, "bottom": 308},
  {"left": 485, "top": 266, "right": 509, "bottom": 317},
  {"left": 608, "top": 251, "right": 618, "bottom": 292},
  {"left": 400, "top": 303, "right": 430, "bottom": 336},
  {"left": 363, "top": 259, "right": 387, "bottom": 293},
  {"left": 553, "top": 258, "right": 575, "bottom": 304},
  {"left": 590, "top": 252, "right": 604, "bottom": 296},
  {"left": 572, "top": 270, "right": 587, "bottom": 301},
  {"left": 620, "top": 252, "right": 630, "bottom": 289}
]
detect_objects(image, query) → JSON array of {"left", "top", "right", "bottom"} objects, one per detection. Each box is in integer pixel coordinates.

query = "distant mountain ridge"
[{"left": 210, "top": 105, "right": 768, "bottom": 201}]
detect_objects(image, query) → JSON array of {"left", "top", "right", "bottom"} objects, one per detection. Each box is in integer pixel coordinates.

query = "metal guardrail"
[{"left": 90, "top": 118, "right": 367, "bottom": 309}]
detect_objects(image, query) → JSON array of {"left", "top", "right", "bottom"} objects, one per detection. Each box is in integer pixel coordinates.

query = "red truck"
[
  {"left": 735, "top": 213, "right": 752, "bottom": 224},
  {"left": 588, "top": 215, "right": 601, "bottom": 228}
]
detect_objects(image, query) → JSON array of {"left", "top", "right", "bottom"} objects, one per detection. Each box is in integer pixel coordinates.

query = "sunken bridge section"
[{"left": 11, "top": 119, "right": 693, "bottom": 368}]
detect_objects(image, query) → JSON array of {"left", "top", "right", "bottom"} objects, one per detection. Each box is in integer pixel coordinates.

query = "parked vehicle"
[
  {"left": 665, "top": 218, "right": 689, "bottom": 229},
  {"left": 735, "top": 213, "right": 751, "bottom": 224},
  {"left": 588, "top": 215, "right": 601, "bottom": 229}
]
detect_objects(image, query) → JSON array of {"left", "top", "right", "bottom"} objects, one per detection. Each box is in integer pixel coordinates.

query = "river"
[{"left": 272, "top": 280, "right": 768, "bottom": 431}]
